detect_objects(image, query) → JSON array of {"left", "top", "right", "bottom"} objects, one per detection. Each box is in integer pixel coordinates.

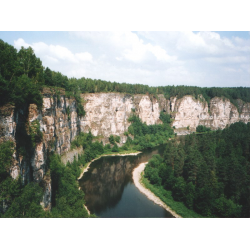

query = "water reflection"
[{"left": 78, "top": 146, "right": 173, "bottom": 218}]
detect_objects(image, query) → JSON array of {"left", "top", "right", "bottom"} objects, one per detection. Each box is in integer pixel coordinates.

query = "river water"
[{"left": 78, "top": 145, "right": 174, "bottom": 218}]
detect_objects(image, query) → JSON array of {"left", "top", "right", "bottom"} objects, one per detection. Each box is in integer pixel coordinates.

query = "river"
[{"left": 78, "top": 145, "right": 174, "bottom": 218}]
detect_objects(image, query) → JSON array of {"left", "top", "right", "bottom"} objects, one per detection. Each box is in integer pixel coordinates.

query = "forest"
[
  {"left": 1, "top": 39, "right": 250, "bottom": 218},
  {"left": 144, "top": 122, "right": 250, "bottom": 217}
]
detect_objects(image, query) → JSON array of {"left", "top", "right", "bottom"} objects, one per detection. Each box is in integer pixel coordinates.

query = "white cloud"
[
  {"left": 12, "top": 32, "right": 250, "bottom": 87},
  {"left": 205, "top": 56, "right": 249, "bottom": 64},
  {"left": 14, "top": 38, "right": 93, "bottom": 67},
  {"left": 75, "top": 52, "right": 93, "bottom": 62},
  {"left": 72, "top": 31, "right": 176, "bottom": 63},
  {"left": 13, "top": 38, "right": 96, "bottom": 80},
  {"left": 14, "top": 38, "right": 30, "bottom": 49}
]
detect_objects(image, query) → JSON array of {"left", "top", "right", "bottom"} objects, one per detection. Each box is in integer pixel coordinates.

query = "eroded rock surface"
[{"left": 1, "top": 91, "right": 250, "bottom": 211}]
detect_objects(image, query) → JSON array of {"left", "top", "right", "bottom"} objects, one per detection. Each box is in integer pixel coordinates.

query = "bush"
[
  {"left": 109, "top": 135, "right": 115, "bottom": 145},
  {"left": 115, "top": 136, "right": 120, "bottom": 143},
  {"left": 196, "top": 125, "right": 211, "bottom": 133},
  {"left": 111, "top": 143, "right": 119, "bottom": 152},
  {"left": 29, "top": 120, "right": 43, "bottom": 147}
]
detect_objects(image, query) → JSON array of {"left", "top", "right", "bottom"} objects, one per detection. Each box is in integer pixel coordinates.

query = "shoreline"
[
  {"left": 77, "top": 151, "right": 141, "bottom": 180},
  {"left": 132, "top": 162, "right": 182, "bottom": 218},
  {"left": 78, "top": 150, "right": 141, "bottom": 217}
]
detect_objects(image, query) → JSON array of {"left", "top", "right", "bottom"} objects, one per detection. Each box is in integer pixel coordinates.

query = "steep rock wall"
[
  {"left": 172, "top": 95, "right": 250, "bottom": 134},
  {"left": 80, "top": 93, "right": 167, "bottom": 143},
  {"left": 0, "top": 91, "right": 80, "bottom": 210}
]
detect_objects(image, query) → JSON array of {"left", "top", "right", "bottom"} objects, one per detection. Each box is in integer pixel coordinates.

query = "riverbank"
[
  {"left": 133, "top": 162, "right": 182, "bottom": 218},
  {"left": 78, "top": 151, "right": 141, "bottom": 180},
  {"left": 78, "top": 150, "right": 142, "bottom": 217}
]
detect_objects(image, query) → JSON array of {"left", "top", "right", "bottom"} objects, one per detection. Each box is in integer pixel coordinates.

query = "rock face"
[
  {"left": 0, "top": 90, "right": 80, "bottom": 210},
  {"left": 172, "top": 95, "right": 250, "bottom": 134},
  {"left": 1, "top": 91, "right": 250, "bottom": 211},
  {"left": 80, "top": 93, "right": 166, "bottom": 143}
]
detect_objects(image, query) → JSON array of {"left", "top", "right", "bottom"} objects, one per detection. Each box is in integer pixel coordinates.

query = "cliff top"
[
  {"left": 0, "top": 103, "right": 15, "bottom": 117},
  {"left": 42, "top": 87, "right": 66, "bottom": 95}
]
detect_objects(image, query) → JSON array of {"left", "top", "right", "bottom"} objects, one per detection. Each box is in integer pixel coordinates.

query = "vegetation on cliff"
[
  {"left": 0, "top": 141, "right": 48, "bottom": 217},
  {"left": 125, "top": 113, "right": 174, "bottom": 150},
  {"left": 68, "top": 77, "right": 250, "bottom": 107},
  {"left": 196, "top": 125, "right": 211, "bottom": 133},
  {"left": 143, "top": 122, "right": 250, "bottom": 217},
  {"left": 0, "top": 39, "right": 85, "bottom": 116}
]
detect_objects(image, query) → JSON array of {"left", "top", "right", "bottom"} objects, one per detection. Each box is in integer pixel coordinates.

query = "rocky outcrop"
[
  {"left": 80, "top": 93, "right": 167, "bottom": 143},
  {"left": 172, "top": 95, "right": 250, "bottom": 134},
  {"left": 0, "top": 89, "right": 80, "bottom": 210},
  {"left": 1, "top": 91, "right": 250, "bottom": 211}
]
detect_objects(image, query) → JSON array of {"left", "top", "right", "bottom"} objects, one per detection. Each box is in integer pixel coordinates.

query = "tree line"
[
  {"left": 68, "top": 77, "right": 250, "bottom": 107},
  {"left": 1, "top": 38, "right": 250, "bottom": 112}
]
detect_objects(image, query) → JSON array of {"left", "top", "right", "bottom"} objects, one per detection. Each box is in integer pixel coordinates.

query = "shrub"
[
  {"left": 109, "top": 135, "right": 115, "bottom": 145},
  {"left": 111, "top": 143, "right": 119, "bottom": 152},
  {"left": 29, "top": 120, "right": 43, "bottom": 147}
]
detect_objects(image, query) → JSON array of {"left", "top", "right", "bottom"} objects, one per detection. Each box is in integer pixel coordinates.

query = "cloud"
[
  {"left": 138, "top": 31, "right": 250, "bottom": 58},
  {"left": 14, "top": 38, "right": 30, "bottom": 49},
  {"left": 13, "top": 32, "right": 250, "bottom": 87},
  {"left": 13, "top": 38, "right": 96, "bottom": 81},
  {"left": 14, "top": 38, "right": 94, "bottom": 67},
  {"left": 75, "top": 52, "right": 93, "bottom": 62},
  {"left": 72, "top": 31, "right": 177, "bottom": 63},
  {"left": 205, "top": 56, "right": 249, "bottom": 64}
]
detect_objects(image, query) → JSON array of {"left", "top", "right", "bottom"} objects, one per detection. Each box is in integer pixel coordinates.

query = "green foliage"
[
  {"left": 111, "top": 143, "right": 119, "bottom": 152},
  {"left": 144, "top": 122, "right": 250, "bottom": 217},
  {"left": 0, "top": 141, "right": 21, "bottom": 215},
  {"left": 3, "top": 182, "right": 46, "bottom": 218},
  {"left": 0, "top": 40, "right": 44, "bottom": 108},
  {"left": 115, "top": 135, "right": 120, "bottom": 143},
  {"left": 0, "top": 140, "right": 47, "bottom": 217},
  {"left": 104, "top": 143, "right": 111, "bottom": 151},
  {"left": 145, "top": 166, "right": 161, "bottom": 186},
  {"left": 29, "top": 120, "right": 43, "bottom": 147},
  {"left": 66, "top": 106, "right": 70, "bottom": 120},
  {"left": 109, "top": 135, "right": 115, "bottom": 145},
  {"left": 126, "top": 114, "right": 174, "bottom": 150},
  {"left": 0, "top": 141, "right": 14, "bottom": 179},
  {"left": 68, "top": 76, "right": 250, "bottom": 105},
  {"left": 0, "top": 39, "right": 86, "bottom": 116},
  {"left": 49, "top": 153, "right": 89, "bottom": 218},
  {"left": 159, "top": 111, "right": 171, "bottom": 124},
  {"left": 141, "top": 174, "right": 202, "bottom": 218},
  {"left": 196, "top": 125, "right": 211, "bottom": 133}
]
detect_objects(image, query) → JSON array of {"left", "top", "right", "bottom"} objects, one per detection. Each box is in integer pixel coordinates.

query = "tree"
[
  {"left": 44, "top": 67, "right": 53, "bottom": 86},
  {"left": 16, "top": 46, "right": 44, "bottom": 85},
  {"left": 115, "top": 136, "right": 120, "bottom": 143},
  {"left": 112, "top": 143, "right": 119, "bottom": 152},
  {"left": 172, "top": 177, "right": 186, "bottom": 202},
  {"left": 185, "top": 182, "right": 195, "bottom": 209},
  {"left": 109, "top": 135, "right": 115, "bottom": 145}
]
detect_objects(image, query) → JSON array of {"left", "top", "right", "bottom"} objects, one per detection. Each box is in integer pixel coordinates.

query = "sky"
[{"left": 0, "top": 31, "right": 249, "bottom": 88}]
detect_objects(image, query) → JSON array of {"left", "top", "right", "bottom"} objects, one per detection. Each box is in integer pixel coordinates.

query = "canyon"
[{"left": 1, "top": 90, "right": 250, "bottom": 210}]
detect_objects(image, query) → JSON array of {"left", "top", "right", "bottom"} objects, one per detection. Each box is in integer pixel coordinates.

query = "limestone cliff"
[
  {"left": 80, "top": 93, "right": 167, "bottom": 143},
  {"left": 0, "top": 89, "right": 80, "bottom": 210},
  {"left": 1, "top": 91, "right": 250, "bottom": 211},
  {"left": 171, "top": 95, "right": 250, "bottom": 134}
]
